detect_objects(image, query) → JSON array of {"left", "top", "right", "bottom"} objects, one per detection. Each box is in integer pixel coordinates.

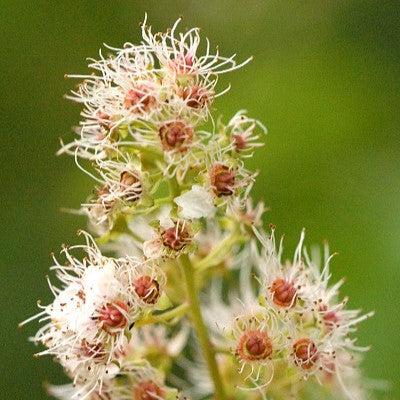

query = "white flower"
[
  {"left": 60, "top": 16, "right": 251, "bottom": 160},
  {"left": 139, "top": 206, "right": 194, "bottom": 259},
  {"left": 141, "top": 16, "right": 252, "bottom": 78},
  {"left": 20, "top": 232, "right": 153, "bottom": 397},
  {"left": 174, "top": 184, "right": 216, "bottom": 219},
  {"left": 224, "top": 110, "right": 267, "bottom": 156},
  {"left": 128, "top": 323, "right": 190, "bottom": 360}
]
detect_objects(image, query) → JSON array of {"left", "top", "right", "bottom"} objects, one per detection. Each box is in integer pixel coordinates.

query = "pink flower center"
[
  {"left": 170, "top": 53, "right": 194, "bottom": 74},
  {"left": 181, "top": 85, "right": 210, "bottom": 108},
  {"left": 124, "top": 84, "right": 156, "bottom": 112}
]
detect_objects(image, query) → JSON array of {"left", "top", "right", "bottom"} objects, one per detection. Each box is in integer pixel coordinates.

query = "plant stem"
[
  {"left": 195, "top": 228, "right": 244, "bottom": 272},
  {"left": 168, "top": 177, "right": 180, "bottom": 198},
  {"left": 179, "top": 253, "right": 227, "bottom": 400},
  {"left": 135, "top": 303, "right": 189, "bottom": 328}
]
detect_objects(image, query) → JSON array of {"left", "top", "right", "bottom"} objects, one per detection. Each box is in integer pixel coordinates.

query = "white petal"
[
  {"left": 158, "top": 204, "right": 174, "bottom": 228},
  {"left": 143, "top": 238, "right": 163, "bottom": 259},
  {"left": 174, "top": 185, "right": 216, "bottom": 219}
]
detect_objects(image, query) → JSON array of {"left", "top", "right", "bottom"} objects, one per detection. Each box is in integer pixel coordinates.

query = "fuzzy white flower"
[
  {"left": 20, "top": 232, "right": 154, "bottom": 398},
  {"left": 224, "top": 110, "right": 267, "bottom": 156},
  {"left": 60, "top": 16, "right": 251, "bottom": 161}
]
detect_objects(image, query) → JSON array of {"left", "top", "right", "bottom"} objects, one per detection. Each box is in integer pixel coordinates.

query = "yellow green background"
[{"left": 1, "top": 1, "right": 399, "bottom": 398}]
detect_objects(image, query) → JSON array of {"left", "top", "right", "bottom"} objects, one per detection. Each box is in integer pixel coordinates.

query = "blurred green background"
[{"left": 1, "top": 1, "right": 399, "bottom": 398}]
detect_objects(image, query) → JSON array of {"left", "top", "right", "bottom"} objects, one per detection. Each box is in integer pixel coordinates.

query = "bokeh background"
[{"left": 1, "top": 1, "right": 399, "bottom": 398}]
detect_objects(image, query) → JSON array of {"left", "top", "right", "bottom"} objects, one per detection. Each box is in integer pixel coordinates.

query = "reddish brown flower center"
[
  {"left": 124, "top": 84, "right": 156, "bottom": 112},
  {"left": 98, "top": 301, "right": 128, "bottom": 331},
  {"left": 210, "top": 163, "right": 236, "bottom": 197},
  {"left": 119, "top": 171, "right": 142, "bottom": 202},
  {"left": 161, "top": 224, "right": 191, "bottom": 251},
  {"left": 233, "top": 134, "right": 247, "bottom": 151},
  {"left": 96, "top": 185, "right": 115, "bottom": 210},
  {"left": 236, "top": 330, "right": 273, "bottom": 361},
  {"left": 270, "top": 278, "right": 297, "bottom": 308},
  {"left": 133, "top": 380, "right": 165, "bottom": 400},
  {"left": 181, "top": 85, "right": 210, "bottom": 108},
  {"left": 293, "top": 338, "right": 318, "bottom": 369},
  {"left": 323, "top": 310, "right": 340, "bottom": 329},
  {"left": 97, "top": 110, "right": 113, "bottom": 130},
  {"left": 120, "top": 171, "right": 139, "bottom": 188},
  {"left": 158, "top": 121, "right": 193, "bottom": 152},
  {"left": 133, "top": 275, "right": 160, "bottom": 305},
  {"left": 81, "top": 340, "right": 106, "bottom": 359}
]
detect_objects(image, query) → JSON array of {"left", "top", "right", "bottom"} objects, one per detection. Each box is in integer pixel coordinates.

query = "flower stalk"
[{"left": 179, "top": 253, "right": 227, "bottom": 400}]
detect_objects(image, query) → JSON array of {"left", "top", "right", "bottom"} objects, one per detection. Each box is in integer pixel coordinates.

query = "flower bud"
[
  {"left": 270, "top": 278, "right": 297, "bottom": 308},
  {"left": 210, "top": 163, "right": 235, "bottom": 197},
  {"left": 293, "top": 338, "right": 318, "bottom": 370},
  {"left": 133, "top": 275, "right": 161, "bottom": 305},
  {"left": 158, "top": 121, "right": 193, "bottom": 152}
]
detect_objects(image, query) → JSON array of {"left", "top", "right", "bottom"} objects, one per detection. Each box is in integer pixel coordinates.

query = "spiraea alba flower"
[{"left": 22, "top": 15, "right": 374, "bottom": 400}]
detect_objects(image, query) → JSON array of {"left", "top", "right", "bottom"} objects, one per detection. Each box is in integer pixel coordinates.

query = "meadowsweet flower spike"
[{"left": 23, "top": 16, "right": 373, "bottom": 400}]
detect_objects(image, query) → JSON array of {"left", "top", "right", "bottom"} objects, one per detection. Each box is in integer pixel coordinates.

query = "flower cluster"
[
  {"left": 200, "top": 231, "right": 373, "bottom": 399},
  {"left": 23, "top": 16, "right": 373, "bottom": 400}
]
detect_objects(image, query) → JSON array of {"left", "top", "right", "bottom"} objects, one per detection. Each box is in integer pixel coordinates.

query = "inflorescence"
[{"left": 22, "top": 16, "right": 372, "bottom": 400}]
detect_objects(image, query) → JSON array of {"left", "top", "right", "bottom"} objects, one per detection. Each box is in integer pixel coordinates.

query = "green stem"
[
  {"left": 168, "top": 177, "right": 180, "bottom": 198},
  {"left": 195, "top": 229, "right": 244, "bottom": 272},
  {"left": 179, "top": 254, "right": 227, "bottom": 400},
  {"left": 135, "top": 303, "right": 189, "bottom": 328}
]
